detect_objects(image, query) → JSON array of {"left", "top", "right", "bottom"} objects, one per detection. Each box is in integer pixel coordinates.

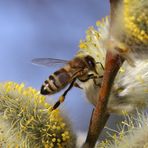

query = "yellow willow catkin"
[
  {"left": 123, "top": 0, "right": 148, "bottom": 44},
  {"left": 0, "top": 82, "right": 75, "bottom": 148},
  {"left": 111, "top": 0, "right": 148, "bottom": 60}
]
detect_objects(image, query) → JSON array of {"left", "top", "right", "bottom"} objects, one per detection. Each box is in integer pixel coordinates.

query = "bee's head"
[{"left": 85, "top": 55, "right": 98, "bottom": 74}]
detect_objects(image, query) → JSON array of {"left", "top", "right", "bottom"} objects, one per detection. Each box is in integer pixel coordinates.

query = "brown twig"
[
  {"left": 83, "top": 52, "right": 124, "bottom": 147},
  {"left": 83, "top": 0, "right": 124, "bottom": 147}
]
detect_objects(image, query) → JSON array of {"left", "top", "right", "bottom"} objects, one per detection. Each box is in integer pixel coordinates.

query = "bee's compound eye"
[
  {"left": 88, "top": 60, "right": 94, "bottom": 67},
  {"left": 40, "top": 85, "right": 49, "bottom": 95},
  {"left": 85, "top": 56, "right": 95, "bottom": 68}
]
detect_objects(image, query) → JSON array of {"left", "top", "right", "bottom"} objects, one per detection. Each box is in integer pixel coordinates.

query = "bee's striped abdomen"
[
  {"left": 40, "top": 75, "right": 57, "bottom": 95},
  {"left": 40, "top": 68, "right": 71, "bottom": 95}
]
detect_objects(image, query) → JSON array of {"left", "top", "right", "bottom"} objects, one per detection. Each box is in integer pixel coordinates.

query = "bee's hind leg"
[{"left": 52, "top": 78, "right": 76, "bottom": 110}]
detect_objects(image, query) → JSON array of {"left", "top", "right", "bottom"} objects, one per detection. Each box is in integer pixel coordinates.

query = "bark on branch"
[{"left": 83, "top": 0, "right": 124, "bottom": 147}]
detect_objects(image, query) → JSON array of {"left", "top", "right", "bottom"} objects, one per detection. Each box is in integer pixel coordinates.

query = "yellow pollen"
[{"left": 59, "top": 96, "right": 65, "bottom": 103}]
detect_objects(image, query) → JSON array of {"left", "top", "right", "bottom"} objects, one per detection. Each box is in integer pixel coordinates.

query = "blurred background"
[{"left": 0, "top": 0, "right": 121, "bottom": 140}]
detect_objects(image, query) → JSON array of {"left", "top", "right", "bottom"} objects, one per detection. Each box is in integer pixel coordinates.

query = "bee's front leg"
[{"left": 52, "top": 78, "right": 76, "bottom": 110}]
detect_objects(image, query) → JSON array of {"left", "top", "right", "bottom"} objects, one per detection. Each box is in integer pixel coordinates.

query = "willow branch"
[{"left": 83, "top": 0, "right": 124, "bottom": 147}]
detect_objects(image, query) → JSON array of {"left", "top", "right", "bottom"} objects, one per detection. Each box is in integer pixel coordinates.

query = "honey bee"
[{"left": 32, "top": 55, "right": 104, "bottom": 110}]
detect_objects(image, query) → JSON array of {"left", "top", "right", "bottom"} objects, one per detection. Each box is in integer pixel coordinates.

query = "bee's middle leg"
[
  {"left": 79, "top": 74, "right": 103, "bottom": 87},
  {"left": 52, "top": 78, "right": 76, "bottom": 110},
  {"left": 78, "top": 74, "right": 96, "bottom": 83}
]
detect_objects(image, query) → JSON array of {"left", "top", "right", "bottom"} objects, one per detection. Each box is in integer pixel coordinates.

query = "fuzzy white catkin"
[
  {"left": 76, "top": 131, "right": 87, "bottom": 148},
  {"left": 78, "top": 17, "right": 148, "bottom": 114},
  {"left": 98, "top": 112, "right": 148, "bottom": 148}
]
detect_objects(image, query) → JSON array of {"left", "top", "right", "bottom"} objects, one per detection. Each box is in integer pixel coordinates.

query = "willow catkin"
[
  {"left": 111, "top": 0, "right": 148, "bottom": 62},
  {"left": 98, "top": 112, "right": 148, "bottom": 148},
  {"left": 0, "top": 82, "right": 76, "bottom": 148},
  {"left": 78, "top": 17, "right": 148, "bottom": 114}
]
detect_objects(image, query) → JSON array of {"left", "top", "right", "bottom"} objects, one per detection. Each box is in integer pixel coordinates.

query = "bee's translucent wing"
[{"left": 32, "top": 58, "right": 68, "bottom": 67}]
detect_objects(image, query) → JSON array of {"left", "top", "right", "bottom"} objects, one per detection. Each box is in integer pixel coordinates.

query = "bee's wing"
[{"left": 32, "top": 58, "right": 68, "bottom": 67}]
